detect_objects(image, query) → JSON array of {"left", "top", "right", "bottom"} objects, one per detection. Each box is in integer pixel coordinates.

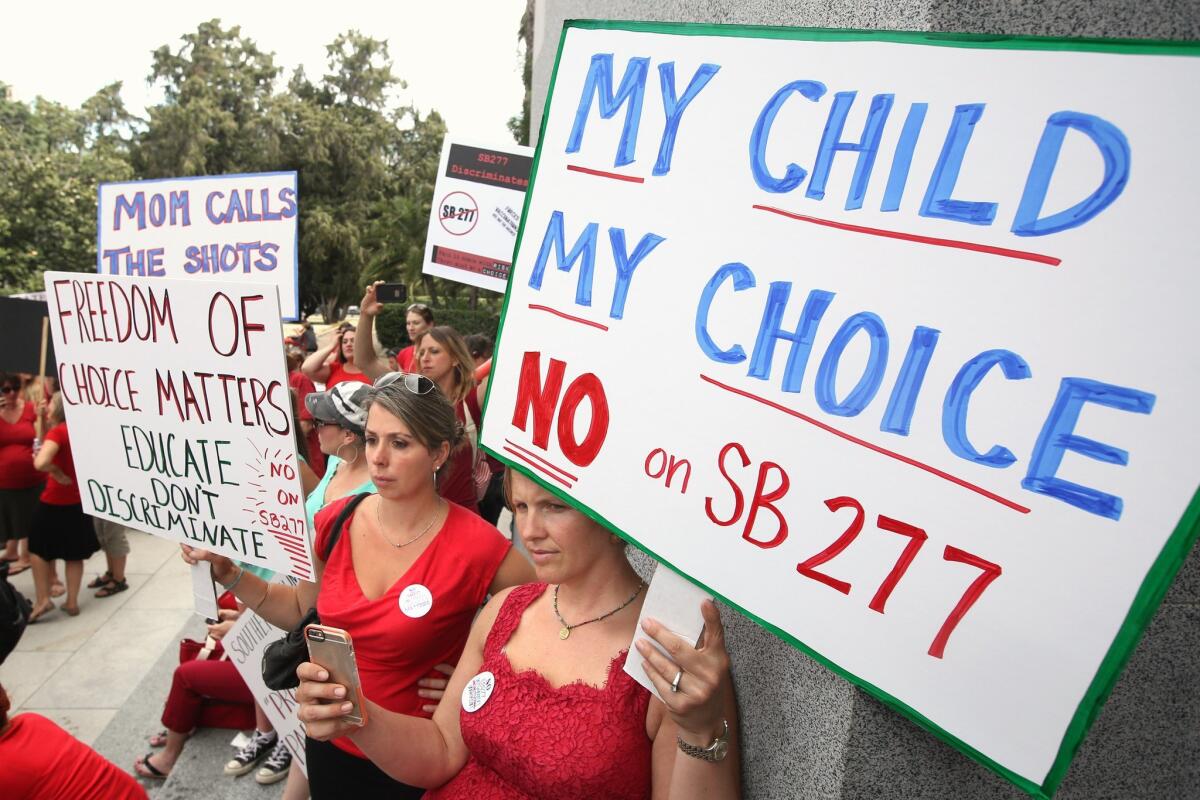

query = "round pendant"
[{"left": 559, "top": 626, "right": 571, "bottom": 640}]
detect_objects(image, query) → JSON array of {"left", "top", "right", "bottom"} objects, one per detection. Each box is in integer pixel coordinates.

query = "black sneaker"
[
  {"left": 255, "top": 741, "right": 292, "bottom": 785},
  {"left": 224, "top": 730, "right": 277, "bottom": 776}
]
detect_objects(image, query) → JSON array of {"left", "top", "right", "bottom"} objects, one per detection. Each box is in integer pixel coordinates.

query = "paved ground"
[
  {"left": 1, "top": 508, "right": 514, "bottom": 797},
  {"left": 0, "top": 532, "right": 287, "bottom": 797}
]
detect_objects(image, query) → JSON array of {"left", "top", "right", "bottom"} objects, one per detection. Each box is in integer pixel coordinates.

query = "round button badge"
[
  {"left": 399, "top": 584, "right": 433, "bottom": 618},
  {"left": 462, "top": 671, "right": 495, "bottom": 713}
]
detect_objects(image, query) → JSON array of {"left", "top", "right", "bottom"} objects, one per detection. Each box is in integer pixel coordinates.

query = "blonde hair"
[{"left": 420, "top": 326, "right": 477, "bottom": 406}]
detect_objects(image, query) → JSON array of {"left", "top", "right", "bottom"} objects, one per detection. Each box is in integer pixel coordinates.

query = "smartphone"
[
  {"left": 375, "top": 283, "right": 408, "bottom": 304},
  {"left": 305, "top": 624, "right": 368, "bottom": 726}
]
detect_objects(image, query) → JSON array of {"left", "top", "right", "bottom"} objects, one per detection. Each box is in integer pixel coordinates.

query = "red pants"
[{"left": 161, "top": 657, "right": 256, "bottom": 734}]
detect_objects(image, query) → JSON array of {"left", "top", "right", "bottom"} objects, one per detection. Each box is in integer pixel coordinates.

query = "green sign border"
[{"left": 480, "top": 20, "right": 1200, "bottom": 799}]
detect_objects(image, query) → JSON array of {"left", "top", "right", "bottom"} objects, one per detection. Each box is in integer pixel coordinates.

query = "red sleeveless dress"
[{"left": 425, "top": 583, "right": 653, "bottom": 800}]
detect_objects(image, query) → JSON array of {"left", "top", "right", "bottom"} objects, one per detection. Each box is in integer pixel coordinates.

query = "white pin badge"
[
  {"left": 462, "top": 671, "right": 495, "bottom": 713},
  {"left": 399, "top": 584, "right": 433, "bottom": 618}
]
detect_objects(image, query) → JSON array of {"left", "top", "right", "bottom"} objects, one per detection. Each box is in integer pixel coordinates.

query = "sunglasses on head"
[
  {"left": 0, "top": 386, "right": 16, "bottom": 394},
  {"left": 374, "top": 372, "right": 434, "bottom": 395},
  {"left": 314, "top": 419, "right": 342, "bottom": 429}
]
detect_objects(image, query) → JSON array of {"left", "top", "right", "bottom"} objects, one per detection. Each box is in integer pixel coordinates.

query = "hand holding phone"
[
  {"left": 375, "top": 283, "right": 408, "bottom": 304},
  {"left": 305, "top": 624, "right": 368, "bottom": 726}
]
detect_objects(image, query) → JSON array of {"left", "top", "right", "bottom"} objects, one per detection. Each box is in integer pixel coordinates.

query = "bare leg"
[
  {"left": 255, "top": 703, "right": 275, "bottom": 733},
  {"left": 281, "top": 759, "right": 310, "bottom": 800},
  {"left": 143, "top": 728, "right": 191, "bottom": 775},
  {"left": 13, "top": 537, "right": 30, "bottom": 569},
  {"left": 62, "top": 560, "right": 84, "bottom": 614},
  {"left": 109, "top": 553, "right": 127, "bottom": 583},
  {"left": 29, "top": 554, "right": 54, "bottom": 618}
]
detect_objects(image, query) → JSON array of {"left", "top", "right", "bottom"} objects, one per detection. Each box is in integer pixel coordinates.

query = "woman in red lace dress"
[{"left": 297, "top": 470, "right": 741, "bottom": 799}]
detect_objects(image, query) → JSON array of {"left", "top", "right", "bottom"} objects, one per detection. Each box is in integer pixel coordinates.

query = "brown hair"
[
  {"left": 0, "top": 680, "right": 9, "bottom": 730},
  {"left": 406, "top": 303, "right": 435, "bottom": 325},
  {"left": 366, "top": 378, "right": 466, "bottom": 471},
  {"left": 420, "top": 326, "right": 477, "bottom": 405},
  {"left": 286, "top": 347, "right": 305, "bottom": 373}
]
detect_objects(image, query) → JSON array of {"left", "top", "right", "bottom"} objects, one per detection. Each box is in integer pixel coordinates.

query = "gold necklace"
[
  {"left": 375, "top": 498, "right": 443, "bottom": 548},
  {"left": 553, "top": 581, "right": 646, "bottom": 640}
]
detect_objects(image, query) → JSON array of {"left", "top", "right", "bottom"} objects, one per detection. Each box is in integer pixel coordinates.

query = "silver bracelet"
[{"left": 221, "top": 566, "right": 245, "bottom": 593}]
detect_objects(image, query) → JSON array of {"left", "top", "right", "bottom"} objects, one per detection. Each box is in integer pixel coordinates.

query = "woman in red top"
[
  {"left": 415, "top": 326, "right": 490, "bottom": 515},
  {"left": 0, "top": 372, "right": 41, "bottom": 574},
  {"left": 184, "top": 373, "right": 534, "bottom": 799},
  {"left": 29, "top": 393, "right": 98, "bottom": 621},
  {"left": 297, "top": 470, "right": 741, "bottom": 800},
  {"left": 0, "top": 681, "right": 147, "bottom": 800},
  {"left": 302, "top": 325, "right": 371, "bottom": 389}
]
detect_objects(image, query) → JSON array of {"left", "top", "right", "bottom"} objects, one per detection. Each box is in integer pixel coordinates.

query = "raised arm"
[
  {"left": 297, "top": 587, "right": 515, "bottom": 788},
  {"left": 354, "top": 282, "right": 394, "bottom": 381},
  {"left": 301, "top": 334, "right": 338, "bottom": 384}
]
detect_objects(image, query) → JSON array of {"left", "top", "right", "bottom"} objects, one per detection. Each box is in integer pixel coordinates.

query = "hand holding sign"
[{"left": 479, "top": 22, "right": 1200, "bottom": 796}]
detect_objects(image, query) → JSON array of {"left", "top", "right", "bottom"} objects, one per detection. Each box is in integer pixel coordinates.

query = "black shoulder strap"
[{"left": 319, "top": 492, "right": 371, "bottom": 561}]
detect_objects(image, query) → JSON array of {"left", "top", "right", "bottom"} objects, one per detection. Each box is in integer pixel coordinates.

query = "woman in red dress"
[
  {"left": 297, "top": 470, "right": 741, "bottom": 799},
  {"left": 0, "top": 372, "right": 40, "bottom": 574},
  {"left": 184, "top": 375, "right": 534, "bottom": 798}
]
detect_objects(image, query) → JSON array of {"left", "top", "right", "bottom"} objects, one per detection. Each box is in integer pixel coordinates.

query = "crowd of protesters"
[{"left": 0, "top": 285, "right": 742, "bottom": 799}]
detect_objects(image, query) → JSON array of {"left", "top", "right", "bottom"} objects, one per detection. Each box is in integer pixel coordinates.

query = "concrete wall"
[{"left": 531, "top": 3, "right": 1200, "bottom": 797}]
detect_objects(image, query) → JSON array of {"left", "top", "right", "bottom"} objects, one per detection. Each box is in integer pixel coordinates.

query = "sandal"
[
  {"left": 134, "top": 752, "right": 169, "bottom": 780},
  {"left": 95, "top": 578, "right": 128, "bottom": 598},
  {"left": 7, "top": 562, "right": 29, "bottom": 576},
  {"left": 62, "top": 605, "right": 80, "bottom": 617},
  {"left": 28, "top": 601, "right": 55, "bottom": 623},
  {"left": 87, "top": 571, "right": 113, "bottom": 589}
]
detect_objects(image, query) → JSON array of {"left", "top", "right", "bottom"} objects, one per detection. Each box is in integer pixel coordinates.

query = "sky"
[{"left": 0, "top": 1, "right": 527, "bottom": 143}]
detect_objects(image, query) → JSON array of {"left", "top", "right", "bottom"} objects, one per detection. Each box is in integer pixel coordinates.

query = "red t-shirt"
[
  {"left": 324, "top": 361, "right": 370, "bottom": 389},
  {"left": 397, "top": 345, "right": 416, "bottom": 372},
  {"left": 314, "top": 496, "right": 510, "bottom": 758},
  {"left": 0, "top": 402, "right": 40, "bottom": 489},
  {"left": 0, "top": 713, "right": 147, "bottom": 799},
  {"left": 289, "top": 369, "right": 316, "bottom": 404},
  {"left": 40, "top": 423, "right": 79, "bottom": 505}
]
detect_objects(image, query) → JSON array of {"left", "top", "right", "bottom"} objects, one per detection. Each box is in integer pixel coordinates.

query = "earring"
[{"left": 335, "top": 443, "right": 359, "bottom": 464}]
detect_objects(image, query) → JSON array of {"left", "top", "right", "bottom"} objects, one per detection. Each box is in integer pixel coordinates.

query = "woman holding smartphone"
[
  {"left": 296, "top": 469, "right": 741, "bottom": 800},
  {"left": 183, "top": 374, "right": 534, "bottom": 798}
]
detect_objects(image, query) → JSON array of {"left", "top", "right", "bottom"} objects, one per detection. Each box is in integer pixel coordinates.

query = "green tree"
[
  {"left": 0, "top": 82, "right": 134, "bottom": 293},
  {"left": 133, "top": 19, "right": 282, "bottom": 178}
]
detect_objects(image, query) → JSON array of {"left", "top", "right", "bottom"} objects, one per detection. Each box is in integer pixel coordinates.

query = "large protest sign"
[
  {"left": 225, "top": 579, "right": 307, "bottom": 775},
  {"left": 479, "top": 23, "right": 1200, "bottom": 798},
  {"left": 43, "top": 271, "right": 315, "bottom": 580},
  {"left": 423, "top": 138, "right": 533, "bottom": 293},
  {"left": 97, "top": 172, "right": 300, "bottom": 320}
]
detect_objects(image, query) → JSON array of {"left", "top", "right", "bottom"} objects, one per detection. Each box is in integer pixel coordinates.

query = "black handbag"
[{"left": 261, "top": 492, "right": 370, "bottom": 690}]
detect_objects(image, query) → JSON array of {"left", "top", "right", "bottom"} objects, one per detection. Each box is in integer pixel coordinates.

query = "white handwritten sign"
[
  {"left": 225, "top": 586, "right": 307, "bottom": 776},
  {"left": 44, "top": 271, "right": 314, "bottom": 580},
  {"left": 97, "top": 172, "right": 299, "bottom": 320},
  {"left": 480, "top": 23, "right": 1200, "bottom": 797}
]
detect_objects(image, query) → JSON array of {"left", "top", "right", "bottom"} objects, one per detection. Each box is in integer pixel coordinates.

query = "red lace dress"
[{"left": 425, "top": 583, "right": 653, "bottom": 800}]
